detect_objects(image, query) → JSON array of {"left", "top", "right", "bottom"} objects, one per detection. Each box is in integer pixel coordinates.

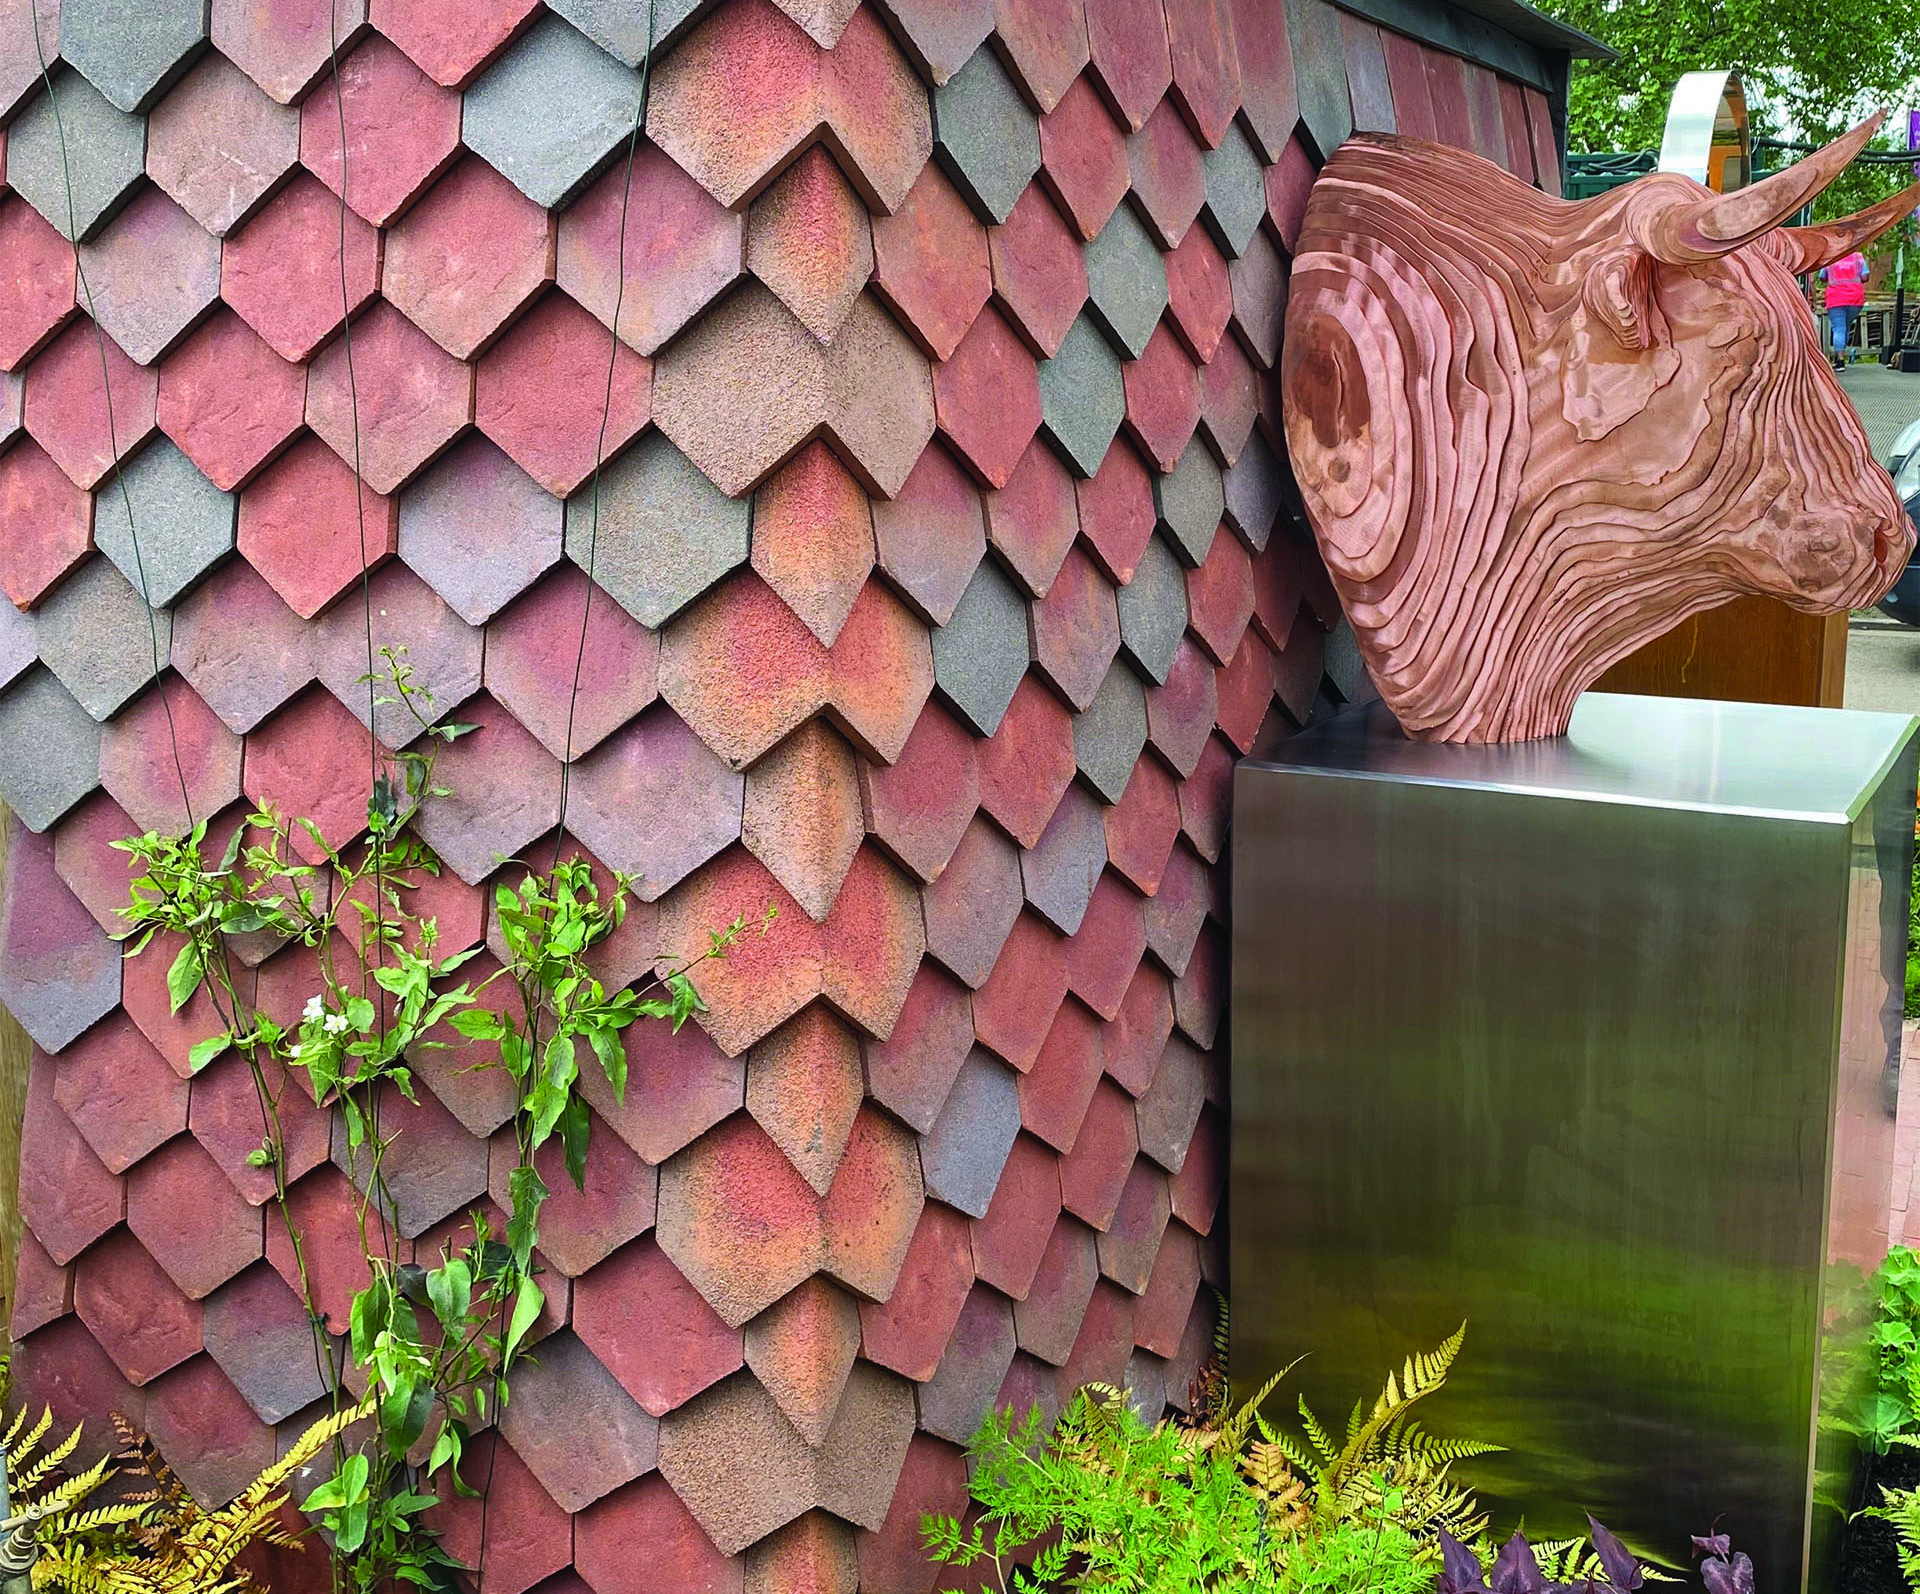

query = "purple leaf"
[
  {"left": 1438, "top": 1529, "right": 1493, "bottom": 1594},
  {"left": 1701, "top": 1551, "right": 1754, "bottom": 1594},
  {"left": 1586, "top": 1518, "right": 1644, "bottom": 1591},
  {"left": 1491, "top": 1533, "right": 1548, "bottom": 1594},
  {"left": 1691, "top": 1534, "right": 1732, "bottom": 1561}
]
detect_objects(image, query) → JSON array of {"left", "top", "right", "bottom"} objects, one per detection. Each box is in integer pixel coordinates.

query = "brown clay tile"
[
  {"left": 987, "top": 181, "right": 1087, "bottom": 359},
  {"left": 1165, "top": 0, "right": 1240, "bottom": 148},
  {"left": 496, "top": 1330, "right": 660, "bottom": 1513},
  {"left": 384, "top": 153, "right": 556, "bottom": 359},
  {"left": 53, "top": 1013, "right": 186, "bottom": 1175},
  {"left": 1029, "top": 544, "right": 1120, "bottom": 710},
  {"left": 475, "top": 288, "right": 651, "bottom": 498},
  {"left": 1225, "top": 221, "right": 1284, "bottom": 367},
  {"left": 748, "top": 1511, "right": 858, "bottom": 1594},
  {"left": 238, "top": 433, "right": 397, "bottom": 619},
  {"left": 1075, "top": 434, "right": 1157, "bottom": 584},
  {"left": 574, "top": 1473, "right": 739, "bottom": 1594},
  {"left": 659, "top": 573, "right": 831, "bottom": 770},
  {"left": 556, "top": 144, "right": 745, "bottom": 360},
  {"left": 10, "top": 1315, "right": 147, "bottom": 1465},
  {"left": 747, "top": 1002, "right": 865, "bottom": 1196},
  {"left": 1063, "top": 872, "right": 1148, "bottom": 1020},
  {"left": 22, "top": 315, "right": 157, "bottom": 491},
  {"left": 860, "top": 960, "right": 973, "bottom": 1135},
  {"left": 1165, "top": 219, "right": 1231, "bottom": 363},
  {"left": 1103, "top": 755, "right": 1180, "bottom": 896},
  {"left": 932, "top": 304, "right": 1040, "bottom": 489},
  {"left": 0, "top": 439, "right": 91, "bottom": 608},
  {"left": 1012, "top": 1213, "right": 1097, "bottom": 1364},
  {"left": 972, "top": 909, "right": 1068, "bottom": 1071},
  {"left": 984, "top": 436, "right": 1080, "bottom": 597},
  {"left": 752, "top": 441, "right": 876, "bottom": 649},
  {"left": 1143, "top": 635, "right": 1218, "bottom": 777},
  {"left": 75, "top": 1227, "right": 203, "bottom": 1386},
  {"left": 1058, "top": 1076, "right": 1138, "bottom": 1230},
  {"left": 427, "top": 1432, "right": 574, "bottom": 1594},
  {"left": 372, "top": 0, "right": 541, "bottom": 88},
  {"left": 1121, "top": 320, "right": 1199, "bottom": 472},
  {"left": 1212, "top": 624, "right": 1272, "bottom": 753},
  {"left": 305, "top": 299, "right": 474, "bottom": 495},
  {"left": 190, "top": 1048, "right": 333, "bottom": 1206},
  {"left": 1038, "top": 72, "right": 1129, "bottom": 244},
  {"left": 1167, "top": 1102, "right": 1222, "bottom": 1233},
  {"left": 574, "top": 1233, "right": 745, "bottom": 1417},
  {"left": 1197, "top": 325, "right": 1257, "bottom": 463},
  {"left": 869, "top": 161, "right": 991, "bottom": 364},
  {"left": 1097, "top": 1157, "right": 1171, "bottom": 1290},
  {"left": 157, "top": 308, "right": 306, "bottom": 492},
  {"left": 824, "top": 578, "right": 935, "bottom": 764},
  {"left": 211, "top": 0, "right": 372, "bottom": 107},
  {"left": 12, "top": 1229, "right": 74, "bottom": 1339},
  {"left": 857, "top": 699, "right": 978, "bottom": 884},
  {"left": 969, "top": 1130, "right": 1060, "bottom": 1299},
  {"left": 853, "top": 1432, "right": 971, "bottom": 1592},
  {"left": 1143, "top": 836, "right": 1209, "bottom": 973},
  {"left": 220, "top": 173, "right": 381, "bottom": 364},
  {"left": 576, "top": 991, "right": 746, "bottom": 1167},
  {"left": 127, "top": 1133, "right": 265, "bottom": 1299},
  {"left": 875, "top": 0, "right": 995, "bottom": 86},
  {"left": 298, "top": 33, "right": 462, "bottom": 226},
  {"left": 921, "top": 812, "right": 1023, "bottom": 990},
  {"left": 0, "top": 196, "right": 77, "bottom": 370},
  {"left": 1018, "top": 994, "right": 1105, "bottom": 1151},
  {"left": 745, "top": 1275, "right": 863, "bottom": 1444},
  {"left": 243, "top": 685, "right": 385, "bottom": 863},
  {"left": 1102, "top": 961, "right": 1174, "bottom": 1096},
  {"left": 992, "top": 0, "right": 1090, "bottom": 115},
  {"left": 868, "top": 440, "right": 987, "bottom": 628},
  {"left": 976, "top": 673, "right": 1075, "bottom": 848},
  {"left": 747, "top": 145, "right": 875, "bottom": 345},
  {"left": 1060, "top": 1275, "right": 1135, "bottom": 1388},
  {"left": 856, "top": 1199, "right": 974, "bottom": 1382},
  {"left": 1228, "top": 0, "right": 1298, "bottom": 158},
  {"left": 49, "top": 790, "right": 140, "bottom": 935},
  {"left": 1171, "top": 919, "right": 1223, "bottom": 1048},
  {"left": 1185, "top": 526, "right": 1253, "bottom": 663},
  {"left": 1133, "top": 1215, "right": 1200, "bottom": 1355},
  {"left": 19, "top": 1049, "right": 125, "bottom": 1266},
  {"left": 1084, "top": 0, "right": 1172, "bottom": 132},
  {"left": 917, "top": 1281, "right": 1018, "bottom": 1444},
  {"left": 487, "top": 1110, "right": 657, "bottom": 1278},
  {"left": 1126, "top": 96, "right": 1205, "bottom": 247}
]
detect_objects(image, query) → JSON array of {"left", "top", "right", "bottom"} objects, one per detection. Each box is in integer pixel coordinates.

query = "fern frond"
[
  {"left": 16, "top": 1425, "right": 85, "bottom": 1497},
  {"left": 1297, "top": 1396, "right": 1337, "bottom": 1465},
  {"left": 8, "top": 1410, "right": 53, "bottom": 1471}
]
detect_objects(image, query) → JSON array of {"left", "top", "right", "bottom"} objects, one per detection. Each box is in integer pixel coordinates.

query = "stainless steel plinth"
[{"left": 1231, "top": 692, "right": 1919, "bottom": 1590}]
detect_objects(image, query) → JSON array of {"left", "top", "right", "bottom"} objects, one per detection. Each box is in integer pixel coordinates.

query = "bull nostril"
[{"left": 1876, "top": 527, "right": 1891, "bottom": 567}]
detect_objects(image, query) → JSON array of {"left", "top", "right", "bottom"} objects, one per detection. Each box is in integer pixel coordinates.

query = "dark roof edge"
[{"left": 1441, "top": 0, "right": 1616, "bottom": 60}]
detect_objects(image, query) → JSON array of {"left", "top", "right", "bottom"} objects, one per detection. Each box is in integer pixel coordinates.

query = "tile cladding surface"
[{"left": 0, "top": 0, "right": 1555, "bottom": 1586}]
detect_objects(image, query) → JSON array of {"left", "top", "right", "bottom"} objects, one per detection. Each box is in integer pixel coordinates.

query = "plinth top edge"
[{"left": 1244, "top": 693, "right": 1920, "bottom": 823}]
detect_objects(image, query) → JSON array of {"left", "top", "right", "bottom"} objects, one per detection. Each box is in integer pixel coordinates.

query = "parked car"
[{"left": 1882, "top": 415, "right": 1920, "bottom": 625}]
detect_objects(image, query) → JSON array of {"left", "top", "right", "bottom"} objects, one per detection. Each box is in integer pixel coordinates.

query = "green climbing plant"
[{"left": 112, "top": 652, "right": 769, "bottom": 1594}]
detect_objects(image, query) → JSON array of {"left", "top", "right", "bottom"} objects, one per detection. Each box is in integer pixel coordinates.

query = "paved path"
[{"left": 1837, "top": 364, "right": 1920, "bottom": 715}]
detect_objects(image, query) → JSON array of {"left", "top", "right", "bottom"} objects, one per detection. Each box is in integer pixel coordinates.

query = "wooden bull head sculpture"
[{"left": 1281, "top": 115, "right": 1918, "bottom": 742}]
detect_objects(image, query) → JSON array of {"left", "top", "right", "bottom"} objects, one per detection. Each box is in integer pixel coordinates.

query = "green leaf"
[
  {"left": 448, "top": 1009, "right": 505, "bottom": 1041},
  {"left": 346, "top": 996, "right": 377, "bottom": 1033},
  {"left": 187, "top": 1032, "right": 232, "bottom": 1073},
  {"left": 505, "top": 1275, "right": 543, "bottom": 1362},
  {"left": 428, "top": 1257, "right": 473, "bottom": 1332},
  {"left": 350, "top": 1276, "right": 391, "bottom": 1367},
  {"left": 586, "top": 1024, "right": 627, "bottom": 1106},
  {"left": 506, "top": 1163, "right": 548, "bottom": 1270},
  {"left": 427, "top": 1427, "right": 460, "bottom": 1479},
  {"left": 166, "top": 939, "right": 205, "bottom": 1014},
  {"left": 559, "top": 1092, "right": 590, "bottom": 1193}
]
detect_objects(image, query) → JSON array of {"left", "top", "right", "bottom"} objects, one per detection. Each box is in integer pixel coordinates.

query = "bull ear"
[
  {"left": 1560, "top": 242, "right": 1680, "bottom": 441},
  {"left": 1636, "top": 112, "right": 1883, "bottom": 263},
  {"left": 1775, "top": 181, "right": 1920, "bottom": 272}
]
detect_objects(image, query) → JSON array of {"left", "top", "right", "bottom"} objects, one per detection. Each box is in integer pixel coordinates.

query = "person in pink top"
[{"left": 1823, "top": 249, "right": 1869, "bottom": 367}]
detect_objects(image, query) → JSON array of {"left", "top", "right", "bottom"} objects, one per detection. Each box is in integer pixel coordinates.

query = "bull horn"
[
  {"left": 1637, "top": 111, "right": 1885, "bottom": 264},
  {"left": 1775, "top": 180, "right": 1920, "bottom": 272}
]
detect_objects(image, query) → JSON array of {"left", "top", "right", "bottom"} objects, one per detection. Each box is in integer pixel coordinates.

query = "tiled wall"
[{"left": 0, "top": 0, "right": 1558, "bottom": 1589}]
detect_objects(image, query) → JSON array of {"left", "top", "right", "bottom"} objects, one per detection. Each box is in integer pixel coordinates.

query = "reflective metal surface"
[
  {"left": 1659, "top": 69, "right": 1751, "bottom": 191},
  {"left": 1231, "top": 693, "right": 1917, "bottom": 1590}
]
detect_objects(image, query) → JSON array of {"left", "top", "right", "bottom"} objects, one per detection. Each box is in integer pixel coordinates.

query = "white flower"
[
  {"left": 302, "top": 994, "right": 325, "bottom": 1023},
  {"left": 288, "top": 1043, "right": 301, "bottom": 1059},
  {"left": 323, "top": 1013, "right": 350, "bottom": 1035}
]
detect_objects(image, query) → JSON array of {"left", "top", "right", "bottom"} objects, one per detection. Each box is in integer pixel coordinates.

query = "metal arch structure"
[{"left": 1659, "top": 69, "right": 1752, "bottom": 192}]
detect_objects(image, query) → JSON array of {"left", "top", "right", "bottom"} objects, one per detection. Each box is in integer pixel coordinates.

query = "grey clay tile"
[
  {"left": 1037, "top": 313, "right": 1125, "bottom": 480},
  {"left": 920, "top": 1048, "right": 1022, "bottom": 1218},
  {"left": 1201, "top": 122, "right": 1266, "bottom": 259},
  {"left": 1115, "top": 532, "right": 1187, "bottom": 685},
  {"left": 92, "top": 438, "right": 237, "bottom": 608},
  {"left": 545, "top": 0, "right": 709, "bottom": 66},
  {"left": 932, "top": 44, "right": 1041, "bottom": 226},
  {"left": 1084, "top": 200, "right": 1168, "bottom": 361},
  {"left": 931, "top": 556, "right": 1028, "bottom": 737},
  {"left": 1222, "top": 428, "right": 1283, "bottom": 553},
  {"left": 34, "top": 555, "right": 171, "bottom": 721},
  {"left": 1153, "top": 439, "right": 1224, "bottom": 567},
  {"left": 8, "top": 69, "right": 149, "bottom": 242},
  {"left": 565, "top": 431, "right": 750, "bottom": 630},
  {"left": 1072, "top": 661, "right": 1149, "bottom": 804},
  {"left": 58, "top": 0, "right": 206, "bottom": 114},
  {"left": 463, "top": 13, "right": 646, "bottom": 210},
  {"left": 399, "top": 434, "right": 566, "bottom": 626},
  {"left": 0, "top": 667, "right": 103, "bottom": 830}
]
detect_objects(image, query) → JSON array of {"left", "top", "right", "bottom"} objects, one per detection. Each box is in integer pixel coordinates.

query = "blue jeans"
[{"left": 1830, "top": 303, "right": 1861, "bottom": 355}]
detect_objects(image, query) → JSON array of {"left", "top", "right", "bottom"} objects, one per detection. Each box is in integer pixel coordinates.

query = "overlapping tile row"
[{"left": 0, "top": 0, "right": 1557, "bottom": 1588}]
